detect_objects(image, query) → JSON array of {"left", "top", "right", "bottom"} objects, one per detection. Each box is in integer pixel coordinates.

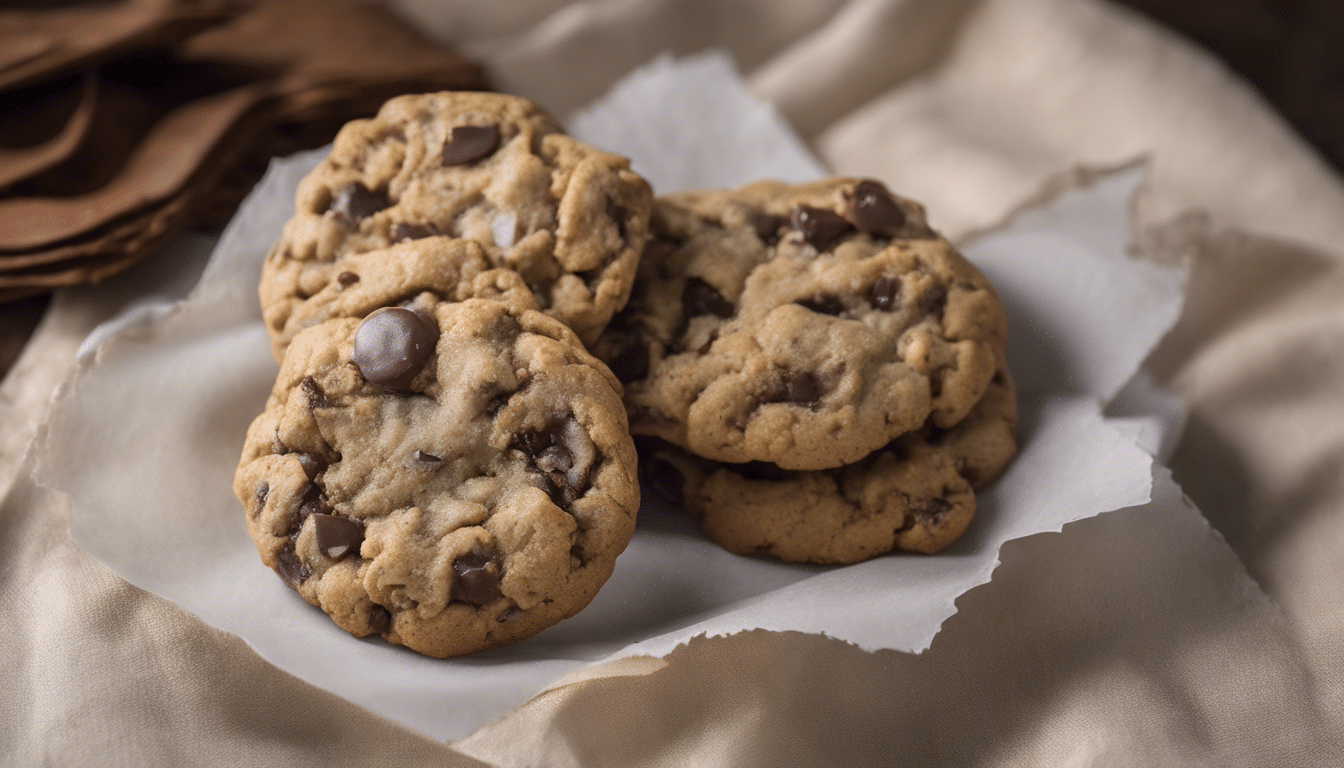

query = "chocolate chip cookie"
[
  {"left": 233, "top": 298, "right": 640, "bottom": 657},
  {"left": 640, "top": 361, "right": 1017, "bottom": 564},
  {"left": 594, "top": 178, "right": 1008, "bottom": 471},
  {"left": 260, "top": 91, "right": 652, "bottom": 355}
]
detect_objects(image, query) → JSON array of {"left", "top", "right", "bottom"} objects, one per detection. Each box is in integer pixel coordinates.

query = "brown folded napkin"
[{"left": 0, "top": 0, "right": 488, "bottom": 301}]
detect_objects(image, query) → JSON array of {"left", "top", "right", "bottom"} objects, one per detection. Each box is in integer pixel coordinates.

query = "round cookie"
[
  {"left": 594, "top": 177, "right": 1007, "bottom": 471},
  {"left": 640, "top": 362, "right": 1017, "bottom": 564},
  {"left": 260, "top": 91, "right": 652, "bottom": 355},
  {"left": 233, "top": 298, "right": 640, "bottom": 657}
]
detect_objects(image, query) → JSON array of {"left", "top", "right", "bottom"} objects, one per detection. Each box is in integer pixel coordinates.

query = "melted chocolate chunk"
[
  {"left": 441, "top": 124, "right": 499, "bottom": 166},
  {"left": 513, "top": 424, "right": 588, "bottom": 506},
  {"left": 329, "top": 181, "right": 389, "bottom": 224},
  {"left": 337, "top": 271, "right": 359, "bottom": 287},
  {"left": 450, "top": 550, "right": 502, "bottom": 605},
  {"left": 351, "top": 307, "right": 440, "bottom": 390},
  {"left": 749, "top": 211, "right": 786, "bottom": 244},
  {"left": 275, "top": 544, "right": 311, "bottom": 589},
  {"left": 298, "top": 482, "right": 332, "bottom": 519},
  {"left": 796, "top": 294, "right": 845, "bottom": 316},
  {"left": 413, "top": 450, "right": 442, "bottom": 464},
  {"left": 764, "top": 370, "right": 821, "bottom": 405},
  {"left": 845, "top": 180, "right": 906, "bottom": 237},
  {"left": 682, "top": 278, "right": 734, "bottom": 319},
  {"left": 391, "top": 221, "right": 439, "bottom": 243},
  {"left": 911, "top": 497, "right": 952, "bottom": 523},
  {"left": 368, "top": 605, "right": 392, "bottom": 635},
  {"left": 790, "top": 206, "right": 853, "bottom": 251},
  {"left": 870, "top": 275, "right": 900, "bottom": 310},
  {"left": 300, "top": 376, "right": 331, "bottom": 409},
  {"left": 607, "top": 332, "right": 650, "bottom": 383},
  {"left": 296, "top": 453, "right": 324, "bottom": 480},
  {"left": 312, "top": 514, "right": 364, "bottom": 561},
  {"left": 920, "top": 284, "right": 948, "bottom": 317}
]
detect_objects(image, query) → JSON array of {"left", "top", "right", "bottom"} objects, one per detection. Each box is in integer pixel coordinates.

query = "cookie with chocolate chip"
[
  {"left": 593, "top": 177, "right": 1008, "bottom": 471},
  {"left": 260, "top": 91, "right": 652, "bottom": 355},
  {"left": 640, "top": 361, "right": 1017, "bottom": 563},
  {"left": 233, "top": 298, "right": 639, "bottom": 657}
]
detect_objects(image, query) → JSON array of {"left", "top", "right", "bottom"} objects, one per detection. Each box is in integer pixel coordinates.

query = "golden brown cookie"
[
  {"left": 594, "top": 178, "right": 1007, "bottom": 471},
  {"left": 260, "top": 91, "right": 652, "bottom": 355},
  {"left": 234, "top": 298, "right": 639, "bottom": 657},
  {"left": 640, "top": 362, "right": 1017, "bottom": 564}
]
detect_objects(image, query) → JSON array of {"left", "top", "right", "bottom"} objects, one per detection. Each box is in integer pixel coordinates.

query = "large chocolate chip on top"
[
  {"left": 351, "top": 307, "right": 440, "bottom": 390},
  {"left": 845, "top": 180, "right": 906, "bottom": 237},
  {"left": 442, "top": 124, "right": 499, "bottom": 166}
]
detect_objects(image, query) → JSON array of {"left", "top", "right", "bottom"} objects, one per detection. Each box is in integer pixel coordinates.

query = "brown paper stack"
[{"left": 0, "top": 0, "right": 488, "bottom": 302}]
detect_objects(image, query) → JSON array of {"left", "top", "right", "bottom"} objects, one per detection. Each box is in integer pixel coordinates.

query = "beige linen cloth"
[{"left": 4, "top": 0, "right": 1343, "bottom": 764}]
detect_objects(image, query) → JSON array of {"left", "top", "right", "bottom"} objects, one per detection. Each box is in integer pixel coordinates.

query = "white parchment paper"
[{"left": 39, "top": 51, "right": 1185, "bottom": 741}]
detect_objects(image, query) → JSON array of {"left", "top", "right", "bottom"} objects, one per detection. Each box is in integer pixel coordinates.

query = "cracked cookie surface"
[
  {"left": 233, "top": 298, "right": 639, "bottom": 657},
  {"left": 593, "top": 178, "right": 1007, "bottom": 471},
  {"left": 640, "top": 361, "right": 1017, "bottom": 564},
  {"left": 260, "top": 91, "right": 651, "bottom": 355}
]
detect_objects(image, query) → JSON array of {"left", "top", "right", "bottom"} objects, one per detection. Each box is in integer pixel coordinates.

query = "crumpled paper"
[{"left": 38, "top": 51, "right": 1186, "bottom": 741}]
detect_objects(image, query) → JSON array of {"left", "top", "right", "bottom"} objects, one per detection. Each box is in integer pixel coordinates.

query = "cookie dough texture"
[
  {"left": 642, "top": 361, "right": 1017, "bottom": 564},
  {"left": 233, "top": 299, "right": 639, "bottom": 657},
  {"left": 260, "top": 91, "right": 652, "bottom": 356},
  {"left": 594, "top": 178, "right": 1007, "bottom": 471}
]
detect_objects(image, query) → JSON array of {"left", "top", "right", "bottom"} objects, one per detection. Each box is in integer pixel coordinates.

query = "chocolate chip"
[
  {"left": 920, "top": 284, "right": 948, "bottom": 317},
  {"left": 787, "top": 371, "right": 819, "bottom": 403},
  {"left": 337, "top": 271, "right": 359, "bottom": 287},
  {"left": 275, "top": 544, "right": 311, "bottom": 589},
  {"left": 391, "top": 222, "right": 439, "bottom": 242},
  {"left": 607, "top": 198, "right": 628, "bottom": 240},
  {"left": 441, "top": 124, "right": 499, "bottom": 166},
  {"left": 413, "top": 450, "right": 442, "bottom": 463},
  {"left": 796, "top": 294, "right": 845, "bottom": 316},
  {"left": 368, "top": 605, "right": 392, "bottom": 635},
  {"left": 789, "top": 206, "right": 852, "bottom": 251},
  {"left": 329, "top": 182, "right": 389, "bottom": 224},
  {"left": 682, "top": 278, "right": 734, "bottom": 319},
  {"left": 607, "top": 332, "right": 649, "bottom": 383},
  {"left": 512, "top": 424, "right": 587, "bottom": 506},
  {"left": 870, "top": 276, "right": 900, "bottom": 310},
  {"left": 298, "top": 482, "right": 331, "bottom": 520},
  {"left": 845, "top": 180, "right": 906, "bottom": 237},
  {"left": 300, "top": 376, "right": 331, "bottom": 409},
  {"left": 749, "top": 211, "right": 785, "bottom": 244},
  {"left": 450, "top": 550, "right": 501, "bottom": 605},
  {"left": 296, "top": 453, "right": 324, "bottom": 480},
  {"left": 312, "top": 514, "right": 364, "bottom": 561},
  {"left": 911, "top": 497, "right": 952, "bottom": 523},
  {"left": 764, "top": 370, "right": 821, "bottom": 405},
  {"left": 351, "top": 307, "right": 440, "bottom": 390}
]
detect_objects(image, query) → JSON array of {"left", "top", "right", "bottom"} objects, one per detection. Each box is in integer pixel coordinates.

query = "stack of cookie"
[
  {"left": 233, "top": 91, "right": 1017, "bottom": 657},
  {"left": 234, "top": 92, "right": 651, "bottom": 658},
  {"left": 591, "top": 180, "right": 1018, "bottom": 565}
]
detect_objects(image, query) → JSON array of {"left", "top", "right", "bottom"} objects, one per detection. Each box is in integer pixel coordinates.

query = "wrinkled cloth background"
[{"left": 4, "top": 0, "right": 1344, "bottom": 765}]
